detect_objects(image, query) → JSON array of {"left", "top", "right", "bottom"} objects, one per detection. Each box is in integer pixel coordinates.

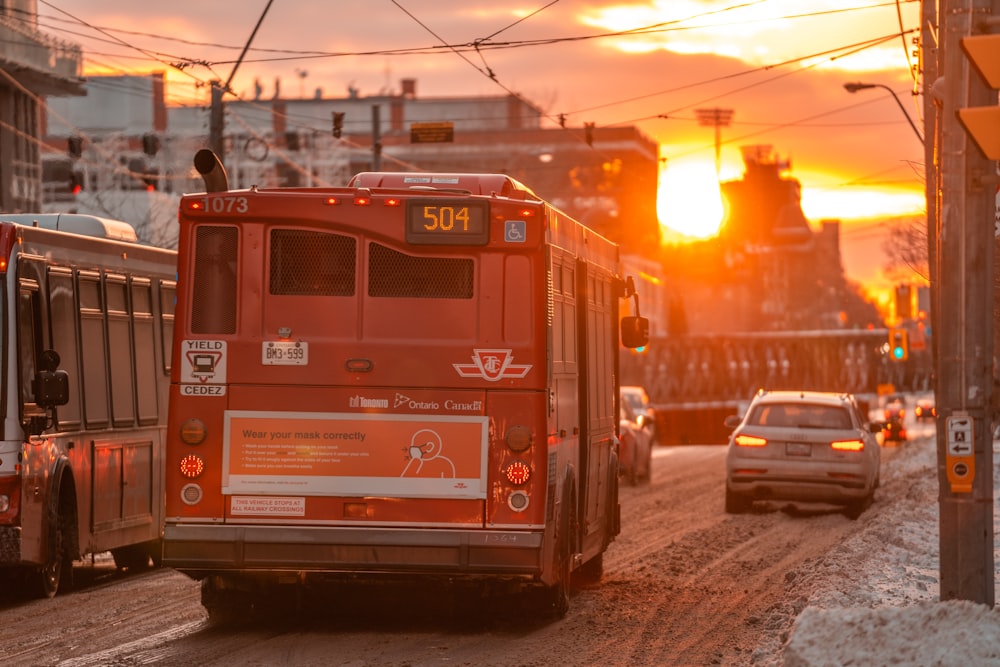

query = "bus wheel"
[
  {"left": 541, "top": 486, "right": 573, "bottom": 618},
  {"left": 38, "top": 506, "right": 72, "bottom": 598}
]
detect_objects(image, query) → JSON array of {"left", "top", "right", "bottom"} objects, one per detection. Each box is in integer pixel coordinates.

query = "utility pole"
[
  {"left": 695, "top": 108, "right": 734, "bottom": 180},
  {"left": 372, "top": 105, "right": 382, "bottom": 171},
  {"left": 937, "top": 0, "right": 996, "bottom": 607},
  {"left": 207, "top": 1, "right": 274, "bottom": 162}
]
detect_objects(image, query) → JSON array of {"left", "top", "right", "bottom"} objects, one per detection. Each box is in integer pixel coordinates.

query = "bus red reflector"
[
  {"left": 185, "top": 199, "right": 205, "bottom": 211},
  {"left": 324, "top": 197, "right": 340, "bottom": 205},
  {"left": 383, "top": 198, "right": 402, "bottom": 207},
  {"left": 179, "top": 454, "right": 205, "bottom": 478},
  {"left": 0, "top": 258, "right": 7, "bottom": 273},
  {"left": 353, "top": 196, "right": 371, "bottom": 206}
]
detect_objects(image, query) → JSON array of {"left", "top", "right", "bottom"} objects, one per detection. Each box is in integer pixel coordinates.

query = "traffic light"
[
  {"left": 889, "top": 327, "right": 909, "bottom": 362},
  {"left": 957, "top": 34, "right": 1000, "bottom": 158},
  {"left": 332, "top": 111, "right": 344, "bottom": 138}
]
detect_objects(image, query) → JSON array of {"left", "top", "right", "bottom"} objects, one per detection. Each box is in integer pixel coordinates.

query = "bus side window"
[
  {"left": 18, "top": 286, "right": 40, "bottom": 407},
  {"left": 78, "top": 271, "right": 109, "bottom": 429},
  {"left": 159, "top": 281, "right": 176, "bottom": 374},
  {"left": 48, "top": 269, "right": 82, "bottom": 430}
]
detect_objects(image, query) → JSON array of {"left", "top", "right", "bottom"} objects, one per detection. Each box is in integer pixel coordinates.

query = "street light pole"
[
  {"left": 843, "top": 82, "right": 925, "bottom": 145},
  {"left": 695, "top": 108, "right": 734, "bottom": 179}
]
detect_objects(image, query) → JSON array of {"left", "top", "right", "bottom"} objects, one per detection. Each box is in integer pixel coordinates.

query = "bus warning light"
[
  {"left": 180, "top": 454, "right": 205, "bottom": 478},
  {"left": 504, "top": 460, "right": 531, "bottom": 485}
]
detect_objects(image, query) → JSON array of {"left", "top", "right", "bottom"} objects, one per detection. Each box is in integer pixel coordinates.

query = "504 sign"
[{"left": 262, "top": 341, "right": 308, "bottom": 365}]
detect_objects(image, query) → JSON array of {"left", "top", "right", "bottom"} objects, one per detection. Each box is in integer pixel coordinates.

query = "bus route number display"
[
  {"left": 262, "top": 341, "right": 309, "bottom": 365},
  {"left": 405, "top": 199, "right": 489, "bottom": 245}
]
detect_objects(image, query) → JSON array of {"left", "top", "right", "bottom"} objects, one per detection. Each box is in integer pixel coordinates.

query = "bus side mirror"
[
  {"left": 621, "top": 316, "right": 649, "bottom": 349},
  {"left": 33, "top": 349, "right": 69, "bottom": 408}
]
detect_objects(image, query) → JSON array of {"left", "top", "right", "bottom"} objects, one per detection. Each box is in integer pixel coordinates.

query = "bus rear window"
[
  {"left": 191, "top": 226, "right": 237, "bottom": 334},
  {"left": 269, "top": 229, "right": 356, "bottom": 296},
  {"left": 367, "top": 243, "right": 473, "bottom": 299}
]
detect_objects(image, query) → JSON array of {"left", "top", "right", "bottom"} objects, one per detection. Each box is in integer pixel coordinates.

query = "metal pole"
[
  {"left": 695, "top": 108, "right": 734, "bottom": 180},
  {"left": 937, "top": 0, "right": 996, "bottom": 607},
  {"left": 372, "top": 105, "right": 382, "bottom": 171}
]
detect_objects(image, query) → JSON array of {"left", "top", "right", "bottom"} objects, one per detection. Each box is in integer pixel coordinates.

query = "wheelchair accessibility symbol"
[{"left": 505, "top": 220, "right": 527, "bottom": 243}]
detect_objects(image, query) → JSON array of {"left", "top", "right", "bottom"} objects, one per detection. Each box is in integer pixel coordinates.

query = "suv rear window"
[{"left": 748, "top": 403, "right": 852, "bottom": 429}]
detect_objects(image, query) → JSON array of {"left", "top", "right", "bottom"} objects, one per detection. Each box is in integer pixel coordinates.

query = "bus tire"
[
  {"left": 38, "top": 500, "right": 73, "bottom": 598},
  {"left": 541, "top": 483, "right": 574, "bottom": 618}
]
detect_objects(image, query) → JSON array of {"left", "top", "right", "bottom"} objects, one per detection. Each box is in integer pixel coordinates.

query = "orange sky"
[{"left": 37, "top": 0, "right": 926, "bottom": 289}]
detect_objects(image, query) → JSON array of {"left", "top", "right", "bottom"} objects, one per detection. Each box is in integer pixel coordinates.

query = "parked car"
[
  {"left": 619, "top": 400, "right": 653, "bottom": 485},
  {"left": 723, "top": 390, "right": 881, "bottom": 519},
  {"left": 914, "top": 398, "right": 936, "bottom": 422},
  {"left": 621, "top": 385, "right": 658, "bottom": 445}
]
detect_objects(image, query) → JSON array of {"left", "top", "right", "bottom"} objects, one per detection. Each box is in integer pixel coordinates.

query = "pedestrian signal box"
[{"left": 889, "top": 328, "right": 909, "bottom": 361}]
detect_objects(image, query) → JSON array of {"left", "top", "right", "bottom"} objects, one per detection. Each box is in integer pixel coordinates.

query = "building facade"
[{"left": 0, "top": 1, "right": 83, "bottom": 212}]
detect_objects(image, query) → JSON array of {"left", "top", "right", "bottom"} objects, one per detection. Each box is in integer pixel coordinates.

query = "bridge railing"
[{"left": 621, "top": 329, "right": 932, "bottom": 407}]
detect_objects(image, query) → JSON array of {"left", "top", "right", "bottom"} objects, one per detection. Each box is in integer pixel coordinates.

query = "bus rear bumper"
[{"left": 163, "top": 523, "right": 544, "bottom": 580}]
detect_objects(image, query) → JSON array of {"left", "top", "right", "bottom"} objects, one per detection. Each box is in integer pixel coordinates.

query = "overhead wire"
[{"left": 28, "top": 0, "right": 921, "bottom": 191}]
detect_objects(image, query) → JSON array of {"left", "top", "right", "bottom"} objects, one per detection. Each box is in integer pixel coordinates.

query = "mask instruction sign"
[{"left": 222, "top": 410, "right": 488, "bottom": 499}]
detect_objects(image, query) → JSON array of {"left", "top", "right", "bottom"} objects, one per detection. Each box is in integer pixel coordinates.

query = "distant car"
[
  {"left": 619, "top": 400, "right": 653, "bottom": 485},
  {"left": 724, "top": 390, "right": 881, "bottom": 519},
  {"left": 914, "top": 399, "right": 936, "bottom": 422},
  {"left": 620, "top": 385, "right": 658, "bottom": 445},
  {"left": 883, "top": 394, "right": 906, "bottom": 422},
  {"left": 881, "top": 418, "right": 907, "bottom": 444}
]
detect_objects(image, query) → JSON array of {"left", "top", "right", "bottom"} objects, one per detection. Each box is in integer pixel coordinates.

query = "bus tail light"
[
  {"left": 179, "top": 454, "right": 205, "bottom": 478},
  {"left": 734, "top": 434, "right": 768, "bottom": 447},
  {"left": 504, "top": 460, "right": 531, "bottom": 485}
]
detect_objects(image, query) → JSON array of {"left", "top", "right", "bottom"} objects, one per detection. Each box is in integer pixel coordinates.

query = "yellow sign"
[{"left": 410, "top": 122, "right": 454, "bottom": 143}]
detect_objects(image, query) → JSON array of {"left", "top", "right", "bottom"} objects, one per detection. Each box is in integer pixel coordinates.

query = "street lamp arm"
[{"left": 843, "top": 82, "right": 924, "bottom": 146}]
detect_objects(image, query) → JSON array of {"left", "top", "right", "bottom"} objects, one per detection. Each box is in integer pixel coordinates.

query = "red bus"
[
  {"left": 163, "top": 151, "right": 648, "bottom": 618},
  {"left": 0, "top": 213, "right": 176, "bottom": 597}
]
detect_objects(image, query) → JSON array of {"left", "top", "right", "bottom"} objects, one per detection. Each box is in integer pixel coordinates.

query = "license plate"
[
  {"left": 262, "top": 341, "right": 308, "bottom": 365},
  {"left": 786, "top": 442, "right": 812, "bottom": 456}
]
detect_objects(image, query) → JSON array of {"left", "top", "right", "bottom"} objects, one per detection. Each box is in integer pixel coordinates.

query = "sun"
[{"left": 657, "top": 159, "right": 726, "bottom": 239}]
